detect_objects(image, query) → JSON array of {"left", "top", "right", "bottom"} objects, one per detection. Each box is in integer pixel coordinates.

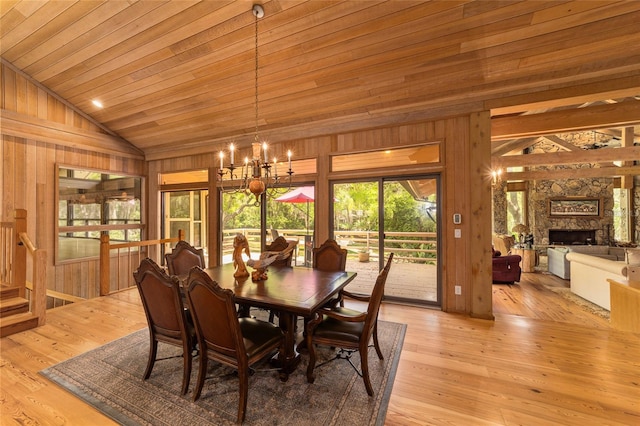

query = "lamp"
[
  {"left": 512, "top": 223, "right": 529, "bottom": 246},
  {"left": 217, "top": 4, "right": 293, "bottom": 206}
]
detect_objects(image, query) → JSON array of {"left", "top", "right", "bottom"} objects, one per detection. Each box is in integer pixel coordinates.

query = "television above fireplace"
[{"left": 548, "top": 229, "right": 596, "bottom": 245}]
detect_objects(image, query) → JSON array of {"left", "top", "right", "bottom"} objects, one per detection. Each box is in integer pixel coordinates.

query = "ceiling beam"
[
  {"left": 504, "top": 165, "right": 640, "bottom": 181},
  {"left": 1, "top": 58, "right": 122, "bottom": 138},
  {"left": 493, "top": 146, "right": 640, "bottom": 168},
  {"left": 0, "top": 110, "right": 144, "bottom": 159},
  {"left": 491, "top": 137, "right": 540, "bottom": 156},
  {"left": 487, "top": 74, "right": 640, "bottom": 115},
  {"left": 541, "top": 135, "right": 579, "bottom": 151},
  {"left": 491, "top": 100, "right": 640, "bottom": 140}
]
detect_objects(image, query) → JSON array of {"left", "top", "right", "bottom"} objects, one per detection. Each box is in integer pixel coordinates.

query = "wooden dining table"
[{"left": 201, "top": 263, "right": 357, "bottom": 381}]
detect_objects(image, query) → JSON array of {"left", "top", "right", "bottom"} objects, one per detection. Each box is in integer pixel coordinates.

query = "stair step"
[
  {"left": 1, "top": 286, "right": 20, "bottom": 300},
  {"left": 0, "top": 296, "right": 29, "bottom": 317},
  {"left": 0, "top": 312, "right": 39, "bottom": 337}
]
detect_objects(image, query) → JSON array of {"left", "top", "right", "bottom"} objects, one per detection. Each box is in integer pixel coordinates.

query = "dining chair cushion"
[
  {"left": 312, "top": 308, "right": 365, "bottom": 344},
  {"left": 239, "top": 318, "right": 285, "bottom": 355}
]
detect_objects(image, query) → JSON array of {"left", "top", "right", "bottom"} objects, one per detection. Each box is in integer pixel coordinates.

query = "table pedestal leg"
[{"left": 271, "top": 311, "right": 300, "bottom": 381}]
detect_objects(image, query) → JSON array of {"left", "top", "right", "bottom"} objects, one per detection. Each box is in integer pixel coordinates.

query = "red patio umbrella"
[{"left": 275, "top": 186, "right": 314, "bottom": 234}]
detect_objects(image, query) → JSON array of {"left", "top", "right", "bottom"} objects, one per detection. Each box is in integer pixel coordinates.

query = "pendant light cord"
[{"left": 254, "top": 11, "right": 259, "bottom": 144}]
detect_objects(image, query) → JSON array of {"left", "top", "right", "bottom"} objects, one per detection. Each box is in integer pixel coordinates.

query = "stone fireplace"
[{"left": 548, "top": 229, "right": 597, "bottom": 245}]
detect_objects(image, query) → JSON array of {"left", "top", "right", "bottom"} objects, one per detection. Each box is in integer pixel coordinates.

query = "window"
[
  {"left": 57, "top": 166, "right": 143, "bottom": 262},
  {"left": 506, "top": 182, "right": 528, "bottom": 235},
  {"left": 332, "top": 143, "right": 441, "bottom": 172},
  {"left": 612, "top": 188, "right": 630, "bottom": 242}
]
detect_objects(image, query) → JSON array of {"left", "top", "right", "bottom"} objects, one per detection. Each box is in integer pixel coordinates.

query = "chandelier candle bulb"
[
  {"left": 219, "top": 151, "right": 224, "bottom": 169},
  {"left": 288, "top": 150, "right": 292, "bottom": 170},
  {"left": 229, "top": 143, "right": 235, "bottom": 165},
  {"left": 263, "top": 142, "right": 268, "bottom": 163}
]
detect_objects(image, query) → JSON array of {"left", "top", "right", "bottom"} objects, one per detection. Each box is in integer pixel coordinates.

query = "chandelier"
[{"left": 217, "top": 4, "right": 293, "bottom": 205}]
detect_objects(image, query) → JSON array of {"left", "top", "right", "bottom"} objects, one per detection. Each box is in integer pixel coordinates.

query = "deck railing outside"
[{"left": 221, "top": 229, "right": 437, "bottom": 264}]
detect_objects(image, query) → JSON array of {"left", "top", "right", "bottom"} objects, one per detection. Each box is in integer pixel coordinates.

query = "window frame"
[{"left": 55, "top": 164, "right": 145, "bottom": 264}]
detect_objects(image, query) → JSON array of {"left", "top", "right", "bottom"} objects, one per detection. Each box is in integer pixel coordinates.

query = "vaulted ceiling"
[{"left": 2, "top": 0, "right": 640, "bottom": 161}]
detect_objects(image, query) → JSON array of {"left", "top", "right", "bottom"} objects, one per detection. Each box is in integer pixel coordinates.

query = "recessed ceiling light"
[{"left": 92, "top": 99, "right": 103, "bottom": 108}]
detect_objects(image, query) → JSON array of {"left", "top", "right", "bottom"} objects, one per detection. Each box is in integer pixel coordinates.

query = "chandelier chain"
[
  {"left": 254, "top": 11, "right": 259, "bottom": 144},
  {"left": 217, "top": 5, "right": 293, "bottom": 206}
]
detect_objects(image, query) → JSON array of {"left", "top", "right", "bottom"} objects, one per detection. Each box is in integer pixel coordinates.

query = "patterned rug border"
[
  {"left": 40, "top": 320, "right": 406, "bottom": 426},
  {"left": 546, "top": 285, "right": 610, "bottom": 319}
]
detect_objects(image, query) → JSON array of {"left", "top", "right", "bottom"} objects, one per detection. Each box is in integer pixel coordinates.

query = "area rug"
[
  {"left": 546, "top": 286, "right": 610, "bottom": 319},
  {"left": 40, "top": 320, "right": 406, "bottom": 426}
]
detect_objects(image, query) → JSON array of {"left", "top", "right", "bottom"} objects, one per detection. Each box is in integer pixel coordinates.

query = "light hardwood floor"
[{"left": 1, "top": 272, "right": 639, "bottom": 425}]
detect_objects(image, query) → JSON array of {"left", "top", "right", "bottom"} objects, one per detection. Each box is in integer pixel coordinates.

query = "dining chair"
[
  {"left": 305, "top": 253, "right": 394, "bottom": 396},
  {"left": 164, "top": 240, "right": 205, "bottom": 277},
  {"left": 263, "top": 236, "right": 298, "bottom": 322},
  {"left": 313, "top": 239, "right": 348, "bottom": 309},
  {"left": 264, "top": 236, "right": 295, "bottom": 267},
  {"left": 185, "top": 267, "right": 285, "bottom": 423},
  {"left": 133, "top": 257, "right": 195, "bottom": 395},
  {"left": 312, "top": 239, "right": 347, "bottom": 272}
]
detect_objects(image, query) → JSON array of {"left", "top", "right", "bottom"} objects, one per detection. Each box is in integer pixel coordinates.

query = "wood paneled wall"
[
  {"left": 147, "top": 117, "right": 493, "bottom": 318},
  {"left": 1, "top": 65, "right": 144, "bottom": 299},
  {"left": 2, "top": 62, "right": 492, "bottom": 317}
]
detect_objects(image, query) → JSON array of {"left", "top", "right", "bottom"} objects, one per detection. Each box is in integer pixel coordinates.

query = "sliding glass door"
[
  {"left": 266, "top": 185, "right": 315, "bottom": 266},
  {"left": 218, "top": 185, "right": 315, "bottom": 265},
  {"left": 332, "top": 176, "right": 440, "bottom": 305},
  {"left": 219, "top": 190, "right": 262, "bottom": 264}
]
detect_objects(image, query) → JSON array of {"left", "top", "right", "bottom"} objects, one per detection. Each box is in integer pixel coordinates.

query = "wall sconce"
[{"left": 491, "top": 168, "right": 503, "bottom": 186}]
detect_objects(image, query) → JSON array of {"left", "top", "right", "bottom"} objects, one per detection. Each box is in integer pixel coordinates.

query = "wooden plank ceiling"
[{"left": 1, "top": 0, "right": 640, "bottom": 160}]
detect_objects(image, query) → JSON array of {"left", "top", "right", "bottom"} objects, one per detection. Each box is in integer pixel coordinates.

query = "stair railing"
[
  {"left": 2, "top": 209, "right": 47, "bottom": 326},
  {"left": 100, "top": 229, "right": 185, "bottom": 296},
  {"left": 18, "top": 230, "right": 47, "bottom": 325}
]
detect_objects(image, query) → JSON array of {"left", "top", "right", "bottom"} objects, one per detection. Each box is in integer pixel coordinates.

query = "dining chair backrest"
[
  {"left": 312, "top": 239, "right": 347, "bottom": 272},
  {"left": 185, "top": 267, "right": 285, "bottom": 422},
  {"left": 186, "top": 267, "right": 244, "bottom": 364},
  {"left": 264, "top": 236, "right": 294, "bottom": 267},
  {"left": 165, "top": 240, "right": 205, "bottom": 276},
  {"left": 134, "top": 257, "right": 189, "bottom": 339},
  {"left": 133, "top": 257, "right": 193, "bottom": 394}
]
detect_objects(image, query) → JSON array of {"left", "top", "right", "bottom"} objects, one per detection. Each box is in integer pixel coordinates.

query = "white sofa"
[
  {"left": 565, "top": 252, "right": 628, "bottom": 310},
  {"left": 547, "top": 246, "right": 626, "bottom": 279}
]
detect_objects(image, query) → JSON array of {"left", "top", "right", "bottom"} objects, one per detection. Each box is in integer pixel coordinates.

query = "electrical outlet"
[
  {"left": 455, "top": 285, "right": 462, "bottom": 295},
  {"left": 454, "top": 229, "right": 461, "bottom": 238}
]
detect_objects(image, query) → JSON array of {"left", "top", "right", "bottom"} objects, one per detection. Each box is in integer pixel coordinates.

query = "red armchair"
[{"left": 492, "top": 249, "right": 522, "bottom": 284}]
